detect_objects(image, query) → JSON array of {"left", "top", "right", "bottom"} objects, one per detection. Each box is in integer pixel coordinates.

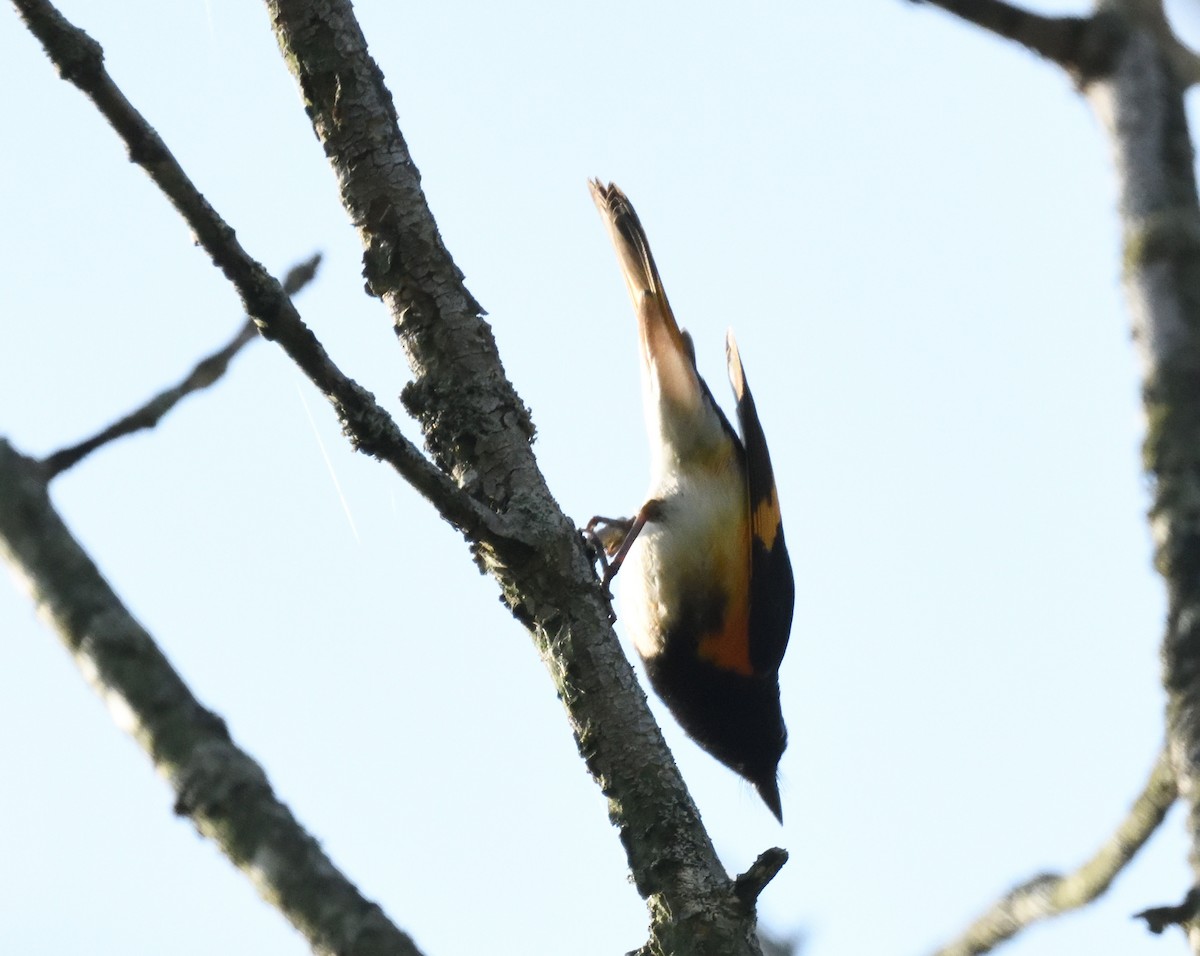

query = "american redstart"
[{"left": 587, "top": 180, "right": 794, "bottom": 821}]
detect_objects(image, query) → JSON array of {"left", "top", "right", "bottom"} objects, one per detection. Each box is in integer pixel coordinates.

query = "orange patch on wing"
[
  {"left": 696, "top": 525, "right": 754, "bottom": 677},
  {"left": 697, "top": 616, "right": 754, "bottom": 676},
  {"left": 751, "top": 488, "right": 782, "bottom": 552}
]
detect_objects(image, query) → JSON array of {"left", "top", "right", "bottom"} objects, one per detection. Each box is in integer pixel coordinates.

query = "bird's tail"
[{"left": 589, "top": 180, "right": 703, "bottom": 417}]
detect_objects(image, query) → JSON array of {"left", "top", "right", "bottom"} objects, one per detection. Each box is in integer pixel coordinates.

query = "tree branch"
[
  {"left": 1135, "top": 886, "right": 1200, "bottom": 936},
  {"left": 0, "top": 439, "right": 424, "bottom": 956},
  {"left": 910, "top": 0, "right": 1124, "bottom": 81},
  {"left": 1079, "top": 6, "right": 1200, "bottom": 950},
  {"left": 932, "top": 747, "right": 1177, "bottom": 956},
  {"left": 12, "top": 0, "right": 507, "bottom": 550},
  {"left": 264, "top": 2, "right": 782, "bottom": 950},
  {"left": 14, "top": 0, "right": 783, "bottom": 950},
  {"left": 910, "top": 0, "right": 1200, "bottom": 948},
  {"left": 734, "top": 848, "right": 791, "bottom": 909},
  {"left": 41, "top": 253, "right": 322, "bottom": 479}
]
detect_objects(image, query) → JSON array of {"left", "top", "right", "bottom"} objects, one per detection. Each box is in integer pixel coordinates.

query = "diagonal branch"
[
  {"left": 14, "top": 0, "right": 782, "bottom": 951},
  {"left": 910, "top": 0, "right": 1123, "bottom": 81},
  {"left": 11, "top": 0, "right": 506, "bottom": 550},
  {"left": 263, "top": 2, "right": 784, "bottom": 951},
  {"left": 41, "top": 253, "right": 322, "bottom": 479},
  {"left": 932, "top": 747, "right": 1177, "bottom": 956},
  {"left": 0, "top": 439, "right": 425, "bottom": 956}
]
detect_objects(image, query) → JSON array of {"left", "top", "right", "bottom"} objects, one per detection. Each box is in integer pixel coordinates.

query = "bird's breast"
[{"left": 620, "top": 461, "right": 753, "bottom": 675}]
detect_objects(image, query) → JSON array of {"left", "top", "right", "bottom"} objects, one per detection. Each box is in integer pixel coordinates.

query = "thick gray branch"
[
  {"left": 264, "top": 0, "right": 781, "bottom": 950},
  {"left": 1083, "top": 7, "right": 1200, "bottom": 951},
  {"left": 932, "top": 748, "right": 1177, "bottom": 956},
  {"left": 0, "top": 439, "right": 424, "bottom": 956}
]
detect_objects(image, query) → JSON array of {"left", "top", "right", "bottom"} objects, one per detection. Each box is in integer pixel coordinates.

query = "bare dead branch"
[
  {"left": 40, "top": 253, "right": 323, "bottom": 479},
  {"left": 909, "top": 0, "right": 1124, "bottom": 81},
  {"left": 734, "top": 848, "right": 790, "bottom": 909},
  {"left": 911, "top": 0, "right": 1084, "bottom": 62},
  {"left": 932, "top": 747, "right": 1177, "bottom": 956},
  {"left": 11, "top": 0, "right": 507, "bottom": 549},
  {"left": 38, "top": 319, "right": 254, "bottom": 477},
  {"left": 0, "top": 439, "right": 425, "bottom": 956}
]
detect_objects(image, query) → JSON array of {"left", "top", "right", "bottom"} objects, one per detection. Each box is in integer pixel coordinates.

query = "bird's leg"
[
  {"left": 585, "top": 500, "right": 660, "bottom": 592},
  {"left": 601, "top": 510, "right": 647, "bottom": 583},
  {"left": 583, "top": 514, "right": 631, "bottom": 593}
]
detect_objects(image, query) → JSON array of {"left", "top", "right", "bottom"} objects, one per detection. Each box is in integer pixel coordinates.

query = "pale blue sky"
[{"left": 3, "top": 2, "right": 1198, "bottom": 954}]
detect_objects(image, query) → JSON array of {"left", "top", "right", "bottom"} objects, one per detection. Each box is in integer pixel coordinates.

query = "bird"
[{"left": 586, "top": 180, "right": 794, "bottom": 821}]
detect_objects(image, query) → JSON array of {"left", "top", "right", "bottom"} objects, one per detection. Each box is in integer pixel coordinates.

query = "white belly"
[{"left": 619, "top": 461, "right": 748, "bottom": 661}]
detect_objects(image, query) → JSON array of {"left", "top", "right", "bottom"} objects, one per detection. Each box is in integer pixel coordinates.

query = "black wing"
[{"left": 726, "top": 332, "right": 794, "bottom": 674}]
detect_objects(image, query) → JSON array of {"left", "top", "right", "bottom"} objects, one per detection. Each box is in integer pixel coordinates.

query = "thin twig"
[
  {"left": 932, "top": 747, "right": 1177, "bottom": 956},
  {"left": 41, "top": 253, "right": 323, "bottom": 479},
  {"left": 12, "top": 0, "right": 508, "bottom": 548},
  {"left": 0, "top": 439, "right": 425, "bottom": 956}
]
